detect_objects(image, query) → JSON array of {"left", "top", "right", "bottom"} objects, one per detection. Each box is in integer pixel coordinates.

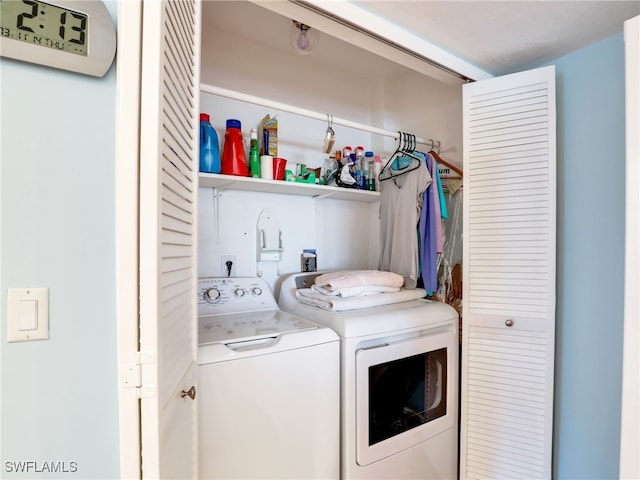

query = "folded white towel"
[
  {"left": 311, "top": 284, "right": 400, "bottom": 298},
  {"left": 313, "top": 270, "right": 404, "bottom": 291},
  {"left": 296, "top": 287, "right": 426, "bottom": 311}
]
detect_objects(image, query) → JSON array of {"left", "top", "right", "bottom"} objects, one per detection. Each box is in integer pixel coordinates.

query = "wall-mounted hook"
[{"left": 323, "top": 114, "right": 335, "bottom": 153}]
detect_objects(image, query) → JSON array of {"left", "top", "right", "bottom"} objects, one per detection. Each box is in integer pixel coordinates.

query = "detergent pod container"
[
  {"left": 199, "top": 113, "right": 221, "bottom": 174},
  {"left": 221, "top": 119, "right": 248, "bottom": 176}
]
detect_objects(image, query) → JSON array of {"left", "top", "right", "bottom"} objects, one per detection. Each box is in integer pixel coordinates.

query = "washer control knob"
[
  {"left": 203, "top": 288, "right": 221, "bottom": 303},
  {"left": 234, "top": 288, "right": 245, "bottom": 298},
  {"left": 251, "top": 287, "right": 263, "bottom": 296}
]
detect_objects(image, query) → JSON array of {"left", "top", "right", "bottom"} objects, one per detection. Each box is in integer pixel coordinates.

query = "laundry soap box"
[{"left": 261, "top": 114, "right": 278, "bottom": 157}]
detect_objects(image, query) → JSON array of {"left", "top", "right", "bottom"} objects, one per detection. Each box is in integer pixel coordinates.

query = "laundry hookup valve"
[{"left": 301, "top": 249, "right": 317, "bottom": 272}]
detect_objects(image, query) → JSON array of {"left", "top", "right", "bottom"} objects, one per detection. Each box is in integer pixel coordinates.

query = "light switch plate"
[{"left": 7, "top": 288, "right": 49, "bottom": 342}]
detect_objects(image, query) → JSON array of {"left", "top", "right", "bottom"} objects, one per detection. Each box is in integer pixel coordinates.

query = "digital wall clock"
[{"left": 0, "top": 0, "right": 116, "bottom": 77}]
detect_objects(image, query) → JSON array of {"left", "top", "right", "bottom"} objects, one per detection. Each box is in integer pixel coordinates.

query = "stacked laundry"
[{"left": 295, "top": 270, "right": 427, "bottom": 311}]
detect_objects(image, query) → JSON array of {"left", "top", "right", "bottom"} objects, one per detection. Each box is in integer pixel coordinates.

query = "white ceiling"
[
  {"left": 352, "top": 1, "right": 640, "bottom": 76},
  {"left": 202, "top": 1, "right": 639, "bottom": 80}
]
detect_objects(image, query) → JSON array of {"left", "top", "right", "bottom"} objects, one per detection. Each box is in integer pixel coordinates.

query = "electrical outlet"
[{"left": 221, "top": 255, "right": 236, "bottom": 277}]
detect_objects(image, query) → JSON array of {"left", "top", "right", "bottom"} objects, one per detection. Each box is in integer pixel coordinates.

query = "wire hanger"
[{"left": 379, "top": 132, "right": 422, "bottom": 182}]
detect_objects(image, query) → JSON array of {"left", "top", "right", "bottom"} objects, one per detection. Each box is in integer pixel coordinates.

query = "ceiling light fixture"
[{"left": 290, "top": 20, "right": 317, "bottom": 55}]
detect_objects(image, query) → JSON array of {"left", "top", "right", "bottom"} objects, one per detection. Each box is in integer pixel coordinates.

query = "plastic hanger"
[{"left": 379, "top": 132, "right": 422, "bottom": 182}]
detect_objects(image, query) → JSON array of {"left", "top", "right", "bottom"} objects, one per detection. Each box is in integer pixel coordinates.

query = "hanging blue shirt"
[{"left": 418, "top": 152, "right": 438, "bottom": 293}]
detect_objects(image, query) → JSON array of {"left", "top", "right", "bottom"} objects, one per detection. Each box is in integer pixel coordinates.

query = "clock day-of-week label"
[{"left": 1, "top": 26, "right": 78, "bottom": 53}]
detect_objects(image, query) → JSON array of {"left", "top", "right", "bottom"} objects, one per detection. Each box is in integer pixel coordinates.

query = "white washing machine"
[
  {"left": 197, "top": 277, "right": 340, "bottom": 479},
  {"left": 278, "top": 271, "right": 459, "bottom": 480}
]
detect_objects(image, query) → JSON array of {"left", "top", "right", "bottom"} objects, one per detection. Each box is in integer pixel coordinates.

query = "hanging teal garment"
[
  {"left": 435, "top": 163, "right": 448, "bottom": 220},
  {"left": 391, "top": 155, "right": 414, "bottom": 170}
]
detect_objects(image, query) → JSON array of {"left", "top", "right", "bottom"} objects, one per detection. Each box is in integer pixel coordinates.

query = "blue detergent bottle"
[{"left": 199, "top": 113, "right": 221, "bottom": 173}]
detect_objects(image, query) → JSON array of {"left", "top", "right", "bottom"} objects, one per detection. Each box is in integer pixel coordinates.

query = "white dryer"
[
  {"left": 197, "top": 277, "right": 340, "bottom": 479},
  {"left": 278, "top": 271, "right": 459, "bottom": 480}
]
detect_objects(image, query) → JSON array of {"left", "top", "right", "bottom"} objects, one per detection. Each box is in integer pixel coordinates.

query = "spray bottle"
[{"left": 249, "top": 128, "right": 260, "bottom": 177}]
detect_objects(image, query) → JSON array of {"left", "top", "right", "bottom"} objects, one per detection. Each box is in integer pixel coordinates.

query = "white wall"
[{"left": 0, "top": 3, "right": 120, "bottom": 477}]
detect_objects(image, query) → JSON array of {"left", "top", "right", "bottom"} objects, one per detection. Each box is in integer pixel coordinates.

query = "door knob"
[
  {"left": 181, "top": 386, "right": 196, "bottom": 400},
  {"left": 505, "top": 319, "right": 514, "bottom": 327}
]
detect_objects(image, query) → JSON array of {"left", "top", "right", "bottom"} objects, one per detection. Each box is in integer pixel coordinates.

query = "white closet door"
[
  {"left": 461, "top": 66, "right": 556, "bottom": 479},
  {"left": 138, "top": 0, "right": 201, "bottom": 478}
]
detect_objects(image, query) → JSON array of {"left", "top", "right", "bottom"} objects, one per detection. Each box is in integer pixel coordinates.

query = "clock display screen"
[{"left": 0, "top": 0, "right": 88, "bottom": 56}]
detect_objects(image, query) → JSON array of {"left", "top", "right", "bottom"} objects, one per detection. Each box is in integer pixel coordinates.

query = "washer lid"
[{"left": 198, "top": 309, "right": 319, "bottom": 346}]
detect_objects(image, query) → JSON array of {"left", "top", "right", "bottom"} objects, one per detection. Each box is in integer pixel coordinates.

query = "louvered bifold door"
[
  {"left": 460, "top": 66, "right": 556, "bottom": 480},
  {"left": 138, "top": 0, "right": 202, "bottom": 478}
]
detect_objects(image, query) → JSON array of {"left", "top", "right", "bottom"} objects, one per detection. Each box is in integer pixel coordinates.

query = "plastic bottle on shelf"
[
  {"left": 342, "top": 146, "right": 352, "bottom": 167},
  {"left": 221, "top": 119, "right": 248, "bottom": 176},
  {"left": 199, "top": 113, "right": 221, "bottom": 174},
  {"left": 365, "top": 151, "right": 375, "bottom": 190},
  {"left": 322, "top": 155, "right": 338, "bottom": 185},
  {"left": 351, "top": 153, "right": 362, "bottom": 189},
  {"left": 373, "top": 155, "right": 383, "bottom": 191},
  {"left": 249, "top": 128, "right": 260, "bottom": 178},
  {"left": 352, "top": 147, "right": 362, "bottom": 189}
]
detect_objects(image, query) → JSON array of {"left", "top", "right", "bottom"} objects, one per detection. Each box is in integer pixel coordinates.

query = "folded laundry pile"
[
  {"left": 311, "top": 269, "right": 404, "bottom": 297},
  {"left": 296, "top": 270, "right": 426, "bottom": 311}
]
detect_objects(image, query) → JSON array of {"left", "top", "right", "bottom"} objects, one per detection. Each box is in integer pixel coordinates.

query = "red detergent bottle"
[{"left": 221, "top": 119, "right": 248, "bottom": 176}]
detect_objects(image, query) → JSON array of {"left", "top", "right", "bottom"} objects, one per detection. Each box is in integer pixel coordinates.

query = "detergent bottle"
[
  {"left": 249, "top": 128, "right": 260, "bottom": 177},
  {"left": 199, "top": 113, "right": 221, "bottom": 174},
  {"left": 221, "top": 119, "right": 249, "bottom": 176}
]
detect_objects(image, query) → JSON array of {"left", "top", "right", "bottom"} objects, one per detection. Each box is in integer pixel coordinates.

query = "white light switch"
[
  {"left": 7, "top": 288, "right": 49, "bottom": 342},
  {"left": 18, "top": 299, "right": 37, "bottom": 330}
]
